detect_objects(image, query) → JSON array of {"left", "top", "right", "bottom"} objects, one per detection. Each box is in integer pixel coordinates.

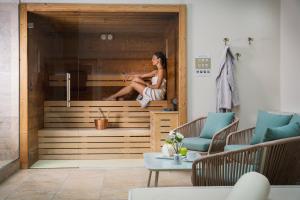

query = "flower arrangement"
[{"left": 165, "top": 131, "right": 184, "bottom": 154}]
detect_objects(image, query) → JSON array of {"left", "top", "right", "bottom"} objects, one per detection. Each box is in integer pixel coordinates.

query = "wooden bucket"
[{"left": 94, "top": 119, "right": 108, "bottom": 130}]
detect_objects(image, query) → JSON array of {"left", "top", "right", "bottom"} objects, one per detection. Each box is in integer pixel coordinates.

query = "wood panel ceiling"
[{"left": 30, "top": 12, "right": 178, "bottom": 34}]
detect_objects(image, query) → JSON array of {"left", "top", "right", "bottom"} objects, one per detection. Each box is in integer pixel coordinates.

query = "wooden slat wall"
[
  {"left": 44, "top": 101, "right": 168, "bottom": 128},
  {"left": 45, "top": 58, "right": 161, "bottom": 100},
  {"left": 48, "top": 74, "right": 151, "bottom": 87},
  {"left": 38, "top": 128, "right": 151, "bottom": 159},
  {"left": 150, "top": 111, "right": 179, "bottom": 151}
]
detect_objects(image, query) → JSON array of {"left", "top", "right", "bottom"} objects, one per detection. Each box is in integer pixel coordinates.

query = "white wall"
[
  {"left": 280, "top": 0, "right": 300, "bottom": 113},
  {"left": 186, "top": 0, "right": 280, "bottom": 128},
  {"left": 21, "top": 0, "right": 281, "bottom": 128},
  {"left": 0, "top": 1, "right": 19, "bottom": 162}
]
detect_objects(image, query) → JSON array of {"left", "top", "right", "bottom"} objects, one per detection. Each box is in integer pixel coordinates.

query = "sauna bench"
[
  {"left": 38, "top": 110, "right": 179, "bottom": 160},
  {"left": 40, "top": 101, "right": 178, "bottom": 160},
  {"left": 150, "top": 111, "right": 179, "bottom": 151},
  {"left": 38, "top": 128, "right": 151, "bottom": 160},
  {"left": 44, "top": 100, "right": 168, "bottom": 128}
]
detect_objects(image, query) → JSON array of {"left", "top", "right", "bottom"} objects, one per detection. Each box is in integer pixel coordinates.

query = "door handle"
[{"left": 66, "top": 73, "right": 71, "bottom": 107}]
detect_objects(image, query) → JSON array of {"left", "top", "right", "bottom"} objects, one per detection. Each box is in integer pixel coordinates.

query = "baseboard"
[{"left": 0, "top": 159, "right": 20, "bottom": 183}]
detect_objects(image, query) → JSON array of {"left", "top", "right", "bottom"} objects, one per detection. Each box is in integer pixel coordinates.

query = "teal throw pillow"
[
  {"left": 251, "top": 111, "right": 292, "bottom": 144},
  {"left": 290, "top": 114, "right": 300, "bottom": 124},
  {"left": 200, "top": 112, "right": 235, "bottom": 139},
  {"left": 264, "top": 122, "right": 300, "bottom": 142}
]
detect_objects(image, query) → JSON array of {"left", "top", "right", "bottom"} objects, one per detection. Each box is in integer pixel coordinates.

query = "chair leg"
[
  {"left": 147, "top": 170, "right": 152, "bottom": 187},
  {"left": 154, "top": 171, "right": 159, "bottom": 187}
]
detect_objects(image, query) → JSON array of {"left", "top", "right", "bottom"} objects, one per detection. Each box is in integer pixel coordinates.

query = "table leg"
[
  {"left": 154, "top": 171, "right": 159, "bottom": 187},
  {"left": 147, "top": 170, "right": 152, "bottom": 187}
]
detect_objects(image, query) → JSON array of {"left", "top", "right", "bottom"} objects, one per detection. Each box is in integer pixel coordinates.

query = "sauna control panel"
[{"left": 194, "top": 57, "right": 211, "bottom": 77}]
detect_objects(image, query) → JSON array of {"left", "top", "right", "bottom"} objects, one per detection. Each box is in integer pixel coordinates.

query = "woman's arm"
[
  {"left": 124, "top": 70, "right": 156, "bottom": 81},
  {"left": 140, "top": 70, "right": 157, "bottom": 79},
  {"left": 147, "top": 69, "right": 164, "bottom": 89}
]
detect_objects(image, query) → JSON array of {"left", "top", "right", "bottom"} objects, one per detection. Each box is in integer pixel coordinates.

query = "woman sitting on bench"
[{"left": 105, "top": 51, "right": 167, "bottom": 107}]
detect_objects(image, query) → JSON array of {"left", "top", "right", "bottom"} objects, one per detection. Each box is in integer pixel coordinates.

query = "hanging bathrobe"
[{"left": 216, "top": 46, "right": 240, "bottom": 112}]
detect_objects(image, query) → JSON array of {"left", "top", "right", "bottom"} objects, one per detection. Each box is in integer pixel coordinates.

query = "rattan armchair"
[
  {"left": 226, "top": 127, "right": 256, "bottom": 145},
  {"left": 172, "top": 116, "right": 239, "bottom": 155},
  {"left": 192, "top": 136, "right": 300, "bottom": 186}
]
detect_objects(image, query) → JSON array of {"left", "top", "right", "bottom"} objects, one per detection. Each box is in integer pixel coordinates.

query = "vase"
[
  {"left": 173, "top": 153, "right": 181, "bottom": 164},
  {"left": 161, "top": 143, "right": 175, "bottom": 157}
]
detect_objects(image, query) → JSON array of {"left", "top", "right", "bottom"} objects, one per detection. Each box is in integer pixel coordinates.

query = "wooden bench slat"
[
  {"left": 45, "top": 107, "right": 89, "bottom": 112},
  {"left": 44, "top": 122, "right": 150, "bottom": 128},
  {"left": 45, "top": 106, "right": 163, "bottom": 112},
  {"left": 45, "top": 112, "right": 149, "bottom": 119},
  {"left": 39, "top": 142, "right": 150, "bottom": 148},
  {"left": 38, "top": 128, "right": 150, "bottom": 137},
  {"left": 86, "top": 81, "right": 129, "bottom": 87},
  {"left": 44, "top": 101, "right": 168, "bottom": 107},
  {"left": 39, "top": 154, "right": 143, "bottom": 160},
  {"left": 39, "top": 148, "right": 151, "bottom": 154},
  {"left": 44, "top": 117, "right": 150, "bottom": 123},
  {"left": 39, "top": 136, "right": 150, "bottom": 143}
]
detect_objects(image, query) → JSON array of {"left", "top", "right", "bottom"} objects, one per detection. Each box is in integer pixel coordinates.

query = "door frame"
[{"left": 19, "top": 3, "right": 187, "bottom": 168}]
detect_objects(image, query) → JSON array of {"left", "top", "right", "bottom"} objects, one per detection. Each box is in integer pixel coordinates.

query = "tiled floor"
[{"left": 0, "top": 163, "right": 192, "bottom": 200}]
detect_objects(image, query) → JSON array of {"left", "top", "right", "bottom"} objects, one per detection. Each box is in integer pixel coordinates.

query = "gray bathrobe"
[{"left": 216, "top": 46, "right": 240, "bottom": 112}]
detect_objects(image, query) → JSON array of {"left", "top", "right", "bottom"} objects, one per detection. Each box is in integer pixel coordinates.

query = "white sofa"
[{"left": 128, "top": 186, "right": 300, "bottom": 200}]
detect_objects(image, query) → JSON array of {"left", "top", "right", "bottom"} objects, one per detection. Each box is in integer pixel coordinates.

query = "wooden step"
[{"left": 38, "top": 128, "right": 152, "bottom": 160}]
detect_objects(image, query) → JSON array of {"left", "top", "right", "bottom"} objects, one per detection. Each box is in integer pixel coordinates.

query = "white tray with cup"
[{"left": 183, "top": 151, "right": 201, "bottom": 162}]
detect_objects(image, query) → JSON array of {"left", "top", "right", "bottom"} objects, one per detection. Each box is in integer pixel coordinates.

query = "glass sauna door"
[
  {"left": 41, "top": 16, "right": 81, "bottom": 129},
  {"left": 45, "top": 26, "right": 80, "bottom": 105}
]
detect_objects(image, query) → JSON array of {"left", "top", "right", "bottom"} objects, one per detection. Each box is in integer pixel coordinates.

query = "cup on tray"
[{"left": 186, "top": 151, "right": 201, "bottom": 161}]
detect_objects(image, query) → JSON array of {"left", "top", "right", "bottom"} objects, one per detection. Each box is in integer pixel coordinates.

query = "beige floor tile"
[
  {"left": 0, "top": 170, "right": 31, "bottom": 200},
  {"left": 6, "top": 190, "right": 55, "bottom": 200},
  {"left": 0, "top": 161, "right": 192, "bottom": 200},
  {"left": 53, "top": 190, "right": 100, "bottom": 200}
]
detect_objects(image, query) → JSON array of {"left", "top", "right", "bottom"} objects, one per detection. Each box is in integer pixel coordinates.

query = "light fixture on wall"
[
  {"left": 107, "top": 33, "right": 114, "bottom": 40},
  {"left": 100, "top": 33, "right": 107, "bottom": 40},
  {"left": 100, "top": 33, "right": 114, "bottom": 41}
]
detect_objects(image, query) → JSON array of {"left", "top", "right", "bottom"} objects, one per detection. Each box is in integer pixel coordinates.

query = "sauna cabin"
[{"left": 27, "top": 11, "right": 181, "bottom": 164}]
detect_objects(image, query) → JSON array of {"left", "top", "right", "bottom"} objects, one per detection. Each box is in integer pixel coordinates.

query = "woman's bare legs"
[
  {"left": 131, "top": 77, "right": 147, "bottom": 85},
  {"left": 105, "top": 82, "right": 146, "bottom": 100}
]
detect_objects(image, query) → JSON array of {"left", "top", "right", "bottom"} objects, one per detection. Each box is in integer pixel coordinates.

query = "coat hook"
[
  {"left": 235, "top": 53, "right": 241, "bottom": 61},
  {"left": 248, "top": 37, "right": 254, "bottom": 45},
  {"left": 224, "top": 37, "right": 229, "bottom": 46}
]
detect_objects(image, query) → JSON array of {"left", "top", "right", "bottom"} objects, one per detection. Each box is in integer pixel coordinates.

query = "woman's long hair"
[{"left": 153, "top": 51, "right": 167, "bottom": 69}]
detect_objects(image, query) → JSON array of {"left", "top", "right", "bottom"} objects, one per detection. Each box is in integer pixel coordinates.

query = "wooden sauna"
[{"left": 20, "top": 4, "right": 186, "bottom": 167}]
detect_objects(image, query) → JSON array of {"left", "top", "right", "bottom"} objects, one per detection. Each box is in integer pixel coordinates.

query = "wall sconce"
[
  {"left": 100, "top": 33, "right": 114, "bottom": 40},
  {"left": 100, "top": 33, "right": 107, "bottom": 40},
  {"left": 107, "top": 33, "right": 114, "bottom": 40}
]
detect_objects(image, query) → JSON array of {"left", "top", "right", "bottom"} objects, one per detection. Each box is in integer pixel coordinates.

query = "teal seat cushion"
[
  {"left": 182, "top": 137, "right": 211, "bottom": 151},
  {"left": 251, "top": 111, "right": 292, "bottom": 144},
  {"left": 264, "top": 122, "right": 300, "bottom": 142},
  {"left": 200, "top": 112, "right": 235, "bottom": 139},
  {"left": 290, "top": 114, "right": 300, "bottom": 124},
  {"left": 224, "top": 144, "right": 251, "bottom": 151}
]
